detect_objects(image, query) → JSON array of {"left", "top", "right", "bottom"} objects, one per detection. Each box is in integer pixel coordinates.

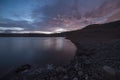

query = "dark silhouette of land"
[{"left": 63, "top": 20, "right": 120, "bottom": 42}]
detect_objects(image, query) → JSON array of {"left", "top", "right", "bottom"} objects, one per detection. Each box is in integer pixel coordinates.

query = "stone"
[
  {"left": 78, "top": 71, "right": 83, "bottom": 76},
  {"left": 73, "top": 77, "right": 78, "bottom": 80},
  {"left": 47, "top": 64, "right": 53, "bottom": 70},
  {"left": 63, "top": 75, "right": 68, "bottom": 79},
  {"left": 103, "top": 65, "right": 116, "bottom": 80},
  {"left": 103, "top": 66, "right": 115, "bottom": 76},
  {"left": 85, "top": 74, "right": 88, "bottom": 80},
  {"left": 15, "top": 64, "right": 31, "bottom": 74}
]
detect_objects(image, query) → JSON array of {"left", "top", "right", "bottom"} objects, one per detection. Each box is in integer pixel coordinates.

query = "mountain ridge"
[{"left": 64, "top": 20, "right": 120, "bottom": 42}]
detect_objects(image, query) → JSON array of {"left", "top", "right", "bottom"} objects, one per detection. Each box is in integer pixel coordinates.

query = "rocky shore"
[{"left": 1, "top": 38, "right": 120, "bottom": 80}]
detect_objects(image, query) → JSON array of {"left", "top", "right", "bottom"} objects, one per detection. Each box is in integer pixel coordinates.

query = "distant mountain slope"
[{"left": 64, "top": 20, "right": 120, "bottom": 42}]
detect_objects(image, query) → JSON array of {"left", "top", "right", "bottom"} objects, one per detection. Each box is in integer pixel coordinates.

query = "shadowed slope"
[{"left": 65, "top": 20, "right": 120, "bottom": 42}]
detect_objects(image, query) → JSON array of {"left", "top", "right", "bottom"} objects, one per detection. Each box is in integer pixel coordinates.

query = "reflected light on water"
[
  {"left": 43, "top": 37, "right": 64, "bottom": 50},
  {"left": 44, "top": 38, "right": 53, "bottom": 48},
  {"left": 55, "top": 38, "right": 64, "bottom": 50}
]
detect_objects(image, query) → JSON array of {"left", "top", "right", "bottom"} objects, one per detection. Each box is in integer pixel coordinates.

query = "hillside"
[{"left": 64, "top": 20, "right": 120, "bottom": 42}]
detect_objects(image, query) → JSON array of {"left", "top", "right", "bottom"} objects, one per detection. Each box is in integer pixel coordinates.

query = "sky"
[{"left": 0, "top": 0, "right": 120, "bottom": 33}]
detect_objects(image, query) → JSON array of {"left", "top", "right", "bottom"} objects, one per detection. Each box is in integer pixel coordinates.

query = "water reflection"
[
  {"left": 43, "top": 37, "right": 64, "bottom": 50},
  {"left": 0, "top": 37, "right": 76, "bottom": 78}
]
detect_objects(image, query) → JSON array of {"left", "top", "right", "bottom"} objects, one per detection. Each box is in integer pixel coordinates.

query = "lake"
[{"left": 0, "top": 37, "right": 76, "bottom": 78}]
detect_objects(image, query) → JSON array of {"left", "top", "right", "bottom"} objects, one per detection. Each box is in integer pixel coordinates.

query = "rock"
[
  {"left": 56, "top": 66, "right": 65, "bottom": 72},
  {"left": 78, "top": 71, "right": 83, "bottom": 76},
  {"left": 84, "top": 59, "right": 91, "bottom": 65},
  {"left": 15, "top": 64, "right": 31, "bottom": 74},
  {"left": 73, "top": 77, "right": 78, "bottom": 80},
  {"left": 103, "top": 66, "right": 115, "bottom": 76},
  {"left": 63, "top": 75, "right": 68, "bottom": 79},
  {"left": 85, "top": 74, "right": 88, "bottom": 80},
  {"left": 103, "top": 65, "right": 116, "bottom": 80},
  {"left": 47, "top": 64, "right": 53, "bottom": 70},
  {"left": 115, "top": 70, "right": 120, "bottom": 80}
]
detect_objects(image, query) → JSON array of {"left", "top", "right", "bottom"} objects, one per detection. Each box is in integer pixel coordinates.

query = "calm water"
[{"left": 0, "top": 37, "right": 76, "bottom": 77}]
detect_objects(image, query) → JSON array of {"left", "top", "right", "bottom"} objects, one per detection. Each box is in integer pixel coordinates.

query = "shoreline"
[{"left": 1, "top": 38, "right": 120, "bottom": 80}]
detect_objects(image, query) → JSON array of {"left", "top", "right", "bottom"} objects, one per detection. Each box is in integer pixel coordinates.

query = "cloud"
[
  {"left": 31, "top": 0, "right": 120, "bottom": 31},
  {"left": 33, "top": 0, "right": 120, "bottom": 22},
  {"left": 0, "top": 18, "right": 35, "bottom": 30},
  {"left": 33, "top": 0, "right": 80, "bottom": 21},
  {"left": 85, "top": 0, "right": 120, "bottom": 18},
  {"left": 1, "top": 0, "right": 120, "bottom": 32},
  {"left": 0, "top": 27, "right": 24, "bottom": 31}
]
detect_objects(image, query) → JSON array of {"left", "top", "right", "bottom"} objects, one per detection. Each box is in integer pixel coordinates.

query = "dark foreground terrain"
[{"left": 1, "top": 20, "right": 120, "bottom": 80}]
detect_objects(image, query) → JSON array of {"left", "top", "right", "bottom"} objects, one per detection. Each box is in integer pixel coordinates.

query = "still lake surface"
[{"left": 0, "top": 37, "right": 76, "bottom": 77}]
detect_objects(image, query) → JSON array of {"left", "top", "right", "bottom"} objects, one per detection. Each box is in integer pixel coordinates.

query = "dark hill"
[{"left": 64, "top": 20, "right": 120, "bottom": 42}]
